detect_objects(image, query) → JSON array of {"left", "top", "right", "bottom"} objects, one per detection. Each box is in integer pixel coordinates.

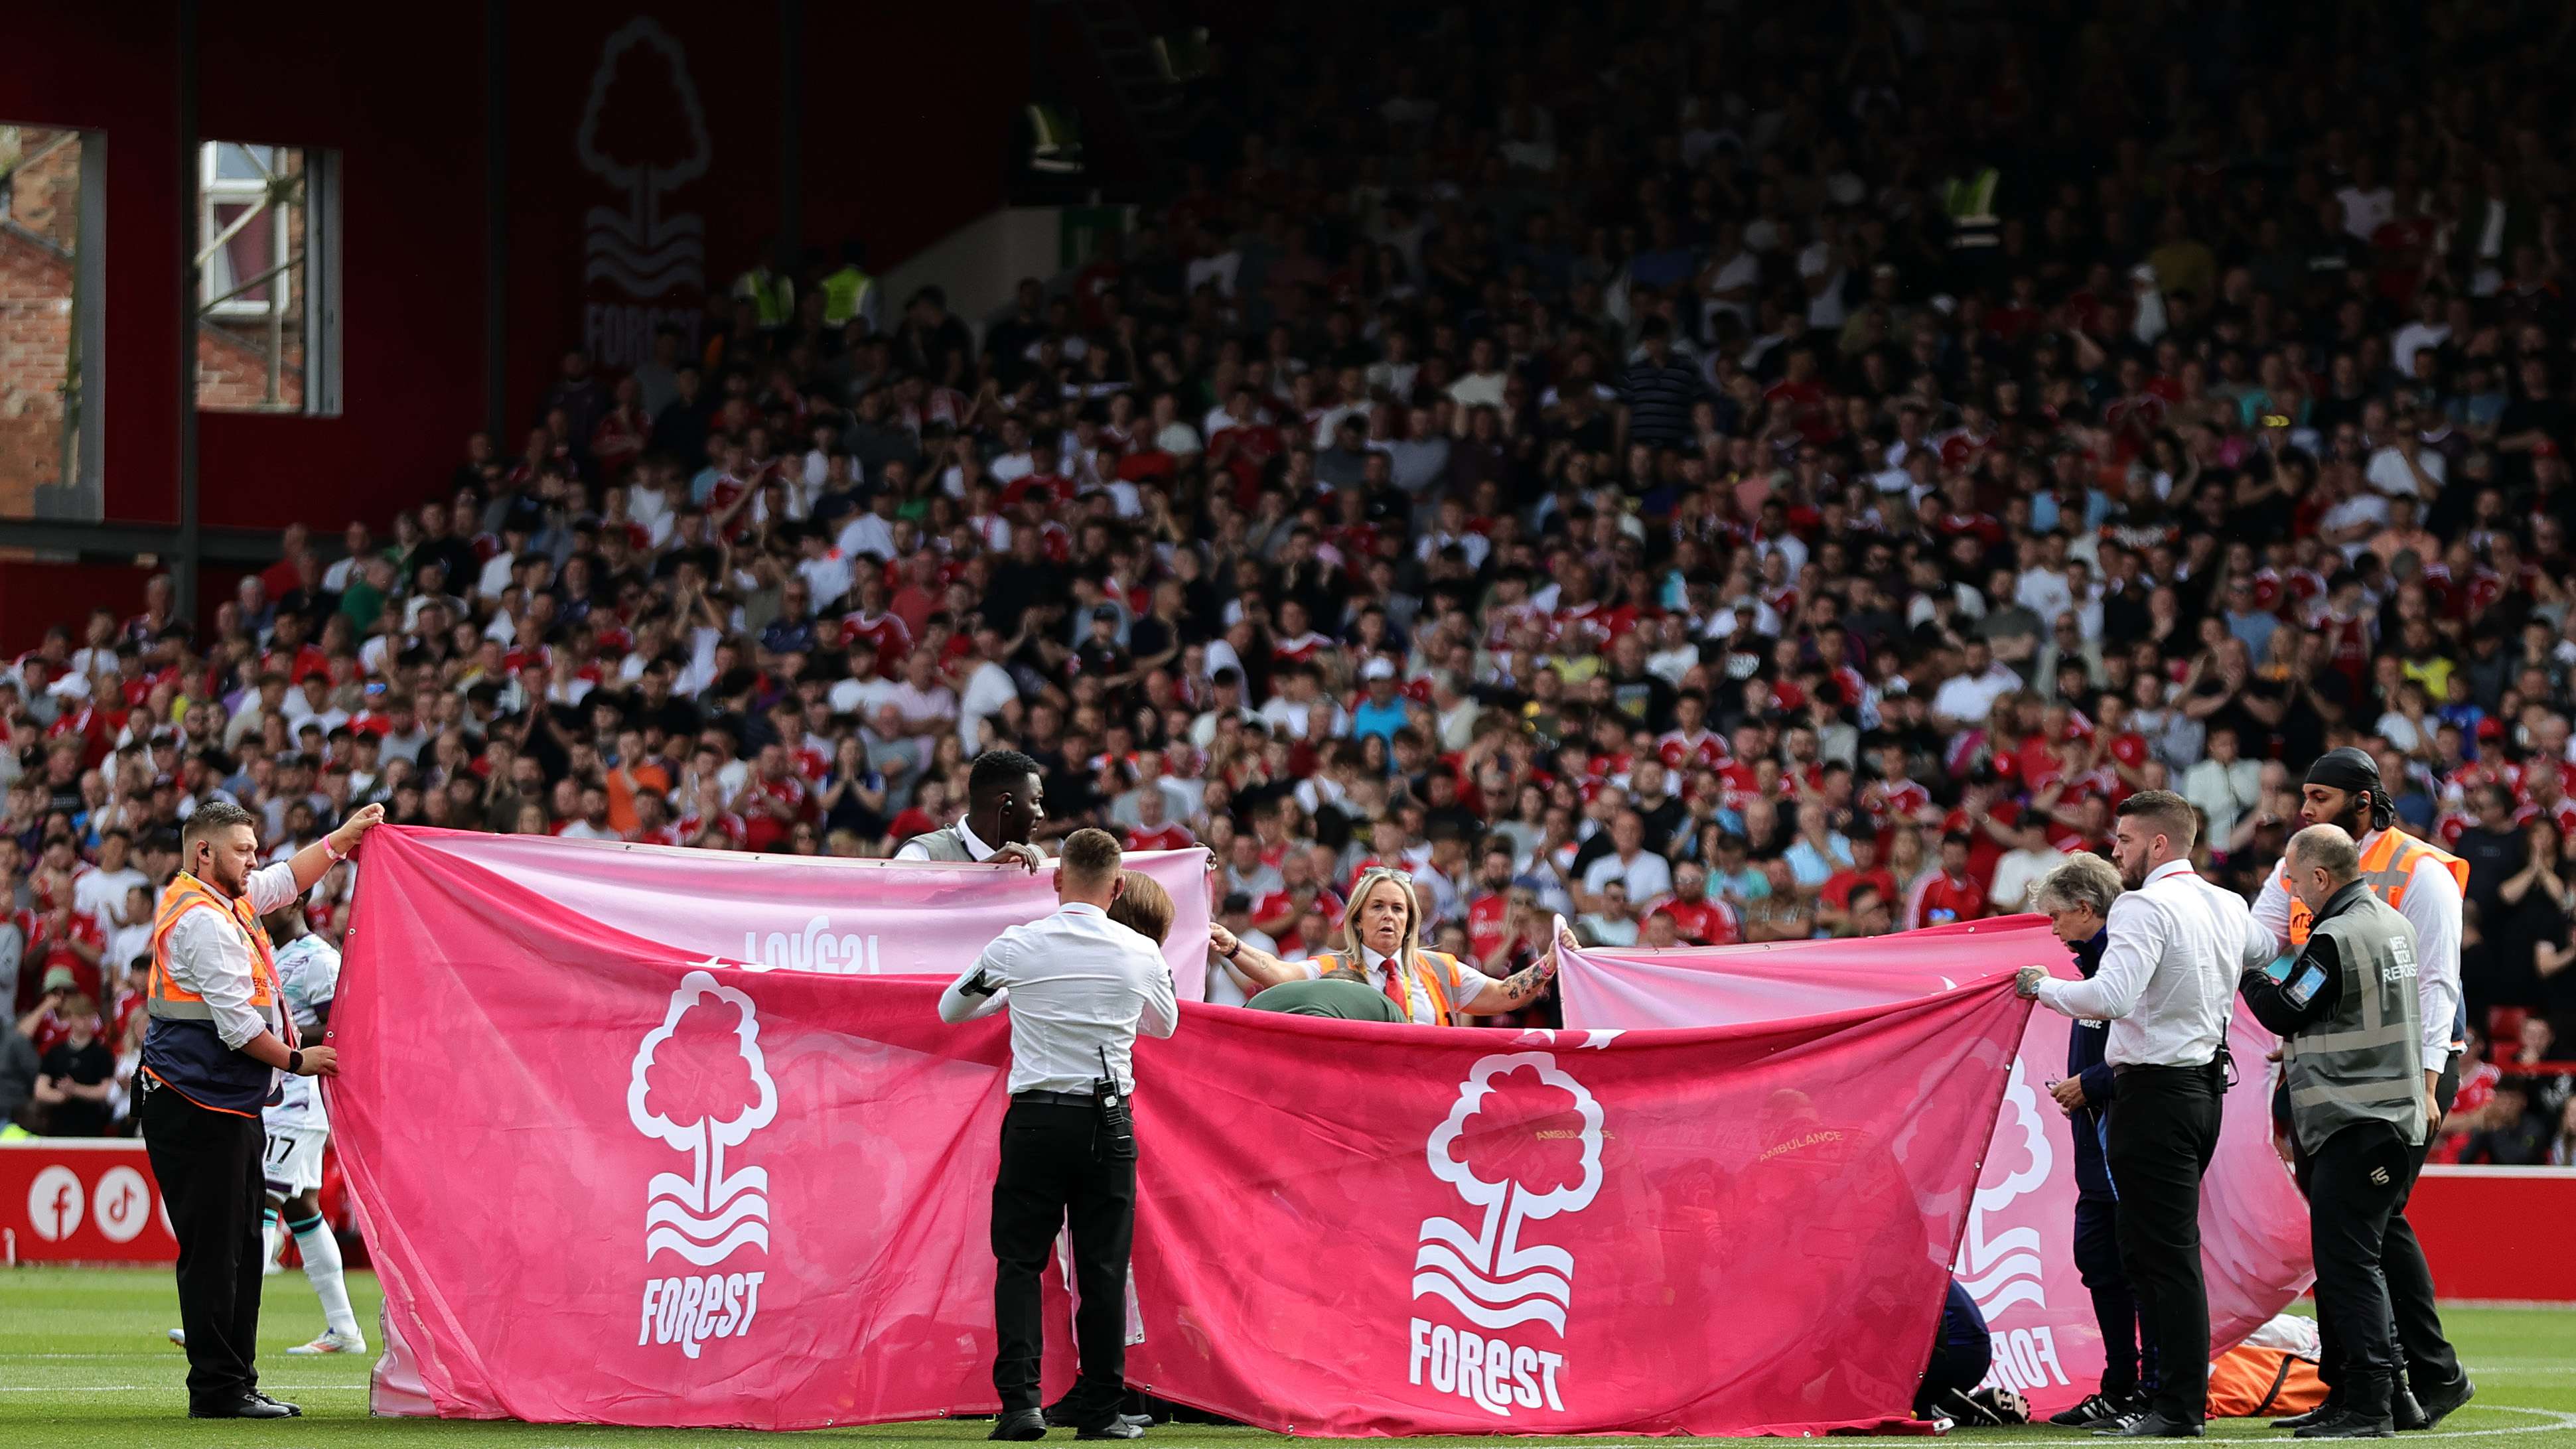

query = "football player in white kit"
[
  {"left": 166, "top": 904, "right": 364, "bottom": 1356},
  {"left": 259, "top": 904, "right": 364, "bottom": 1353}
]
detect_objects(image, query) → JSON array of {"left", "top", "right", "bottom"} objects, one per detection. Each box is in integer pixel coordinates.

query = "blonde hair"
[{"left": 1340, "top": 867, "right": 1424, "bottom": 966}]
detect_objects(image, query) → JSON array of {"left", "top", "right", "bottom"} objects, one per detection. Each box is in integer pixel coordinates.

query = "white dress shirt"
[
  {"left": 939, "top": 902, "right": 1178, "bottom": 1095},
  {"left": 896, "top": 816, "right": 992, "bottom": 862},
  {"left": 2253, "top": 829, "right": 2463, "bottom": 1065},
  {"left": 161, "top": 863, "right": 301, "bottom": 1053},
  {"left": 2035, "top": 859, "right": 2271, "bottom": 1068}
]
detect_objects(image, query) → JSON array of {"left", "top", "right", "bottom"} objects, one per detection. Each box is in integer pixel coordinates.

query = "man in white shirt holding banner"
[
  {"left": 2019, "top": 790, "right": 2273, "bottom": 1439},
  {"left": 940, "top": 828, "right": 1177, "bottom": 1442}
]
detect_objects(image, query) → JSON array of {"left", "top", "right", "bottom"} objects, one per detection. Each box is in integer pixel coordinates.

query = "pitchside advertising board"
[
  {"left": 0, "top": 1138, "right": 177, "bottom": 1264},
  {"left": 337, "top": 827, "right": 2029, "bottom": 1435}
]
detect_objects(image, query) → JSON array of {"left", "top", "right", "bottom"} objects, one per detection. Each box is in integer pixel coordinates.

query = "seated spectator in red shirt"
[
  {"left": 23, "top": 903, "right": 104, "bottom": 1007},
  {"left": 1123, "top": 790, "right": 1194, "bottom": 854},
  {"left": 1820, "top": 836, "right": 1900, "bottom": 934},
  {"left": 1906, "top": 834, "right": 1990, "bottom": 931}
]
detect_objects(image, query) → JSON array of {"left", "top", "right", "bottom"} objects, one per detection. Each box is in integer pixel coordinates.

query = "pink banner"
[
  {"left": 334, "top": 827, "right": 2032, "bottom": 1435},
  {"left": 1557, "top": 918, "right": 2314, "bottom": 1419},
  {"left": 345, "top": 827, "right": 1216, "bottom": 1000}
]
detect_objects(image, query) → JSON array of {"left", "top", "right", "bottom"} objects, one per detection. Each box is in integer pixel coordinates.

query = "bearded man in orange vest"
[
  {"left": 142, "top": 798, "right": 382, "bottom": 1420},
  {"left": 1208, "top": 864, "right": 1570, "bottom": 1024},
  {"left": 2251, "top": 748, "right": 2473, "bottom": 1432}
]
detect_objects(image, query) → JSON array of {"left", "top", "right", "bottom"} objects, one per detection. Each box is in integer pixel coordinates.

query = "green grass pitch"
[{"left": 4, "top": 1267, "right": 2572, "bottom": 1447}]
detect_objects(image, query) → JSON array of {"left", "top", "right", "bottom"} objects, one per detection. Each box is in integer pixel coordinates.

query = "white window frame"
[{"left": 198, "top": 141, "right": 291, "bottom": 319}]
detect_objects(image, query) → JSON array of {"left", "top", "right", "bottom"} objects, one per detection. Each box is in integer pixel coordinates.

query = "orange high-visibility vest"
[
  {"left": 1311, "top": 949, "right": 1470, "bottom": 1025},
  {"left": 141, "top": 872, "right": 291, "bottom": 1115},
  {"left": 2283, "top": 829, "right": 2469, "bottom": 946},
  {"left": 2282, "top": 829, "right": 2470, "bottom": 1050}
]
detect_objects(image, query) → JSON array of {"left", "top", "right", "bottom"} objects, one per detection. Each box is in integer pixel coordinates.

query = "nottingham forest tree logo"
[
  {"left": 1407, "top": 1051, "right": 1603, "bottom": 1418},
  {"left": 628, "top": 971, "right": 777, "bottom": 1357},
  {"left": 575, "top": 17, "right": 710, "bottom": 368}
]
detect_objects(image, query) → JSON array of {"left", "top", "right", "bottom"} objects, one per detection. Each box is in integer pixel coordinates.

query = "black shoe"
[
  {"left": 989, "top": 1409, "right": 1046, "bottom": 1440},
  {"left": 250, "top": 1391, "right": 301, "bottom": 1416},
  {"left": 2412, "top": 1376, "right": 2473, "bottom": 1430},
  {"left": 2054, "top": 1393, "right": 2127, "bottom": 1428},
  {"left": 2295, "top": 1408, "right": 2396, "bottom": 1438},
  {"left": 1075, "top": 1421, "right": 1145, "bottom": 1441},
  {"left": 2097, "top": 1409, "right": 2205, "bottom": 1437},
  {"left": 2276, "top": 1403, "right": 2345, "bottom": 1430},
  {"left": 188, "top": 1392, "right": 299, "bottom": 1419},
  {"left": 2392, "top": 1389, "right": 2427, "bottom": 1432}
]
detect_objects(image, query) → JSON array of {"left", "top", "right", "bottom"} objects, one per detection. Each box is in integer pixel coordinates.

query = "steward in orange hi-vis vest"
[
  {"left": 1206, "top": 866, "right": 1574, "bottom": 1025},
  {"left": 141, "top": 799, "right": 380, "bottom": 1421},
  {"left": 2281, "top": 828, "right": 2469, "bottom": 951},
  {"left": 142, "top": 872, "right": 294, "bottom": 1117}
]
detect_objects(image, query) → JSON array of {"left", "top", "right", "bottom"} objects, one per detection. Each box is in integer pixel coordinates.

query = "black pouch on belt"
[{"left": 1093, "top": 1046, "right": 1135, "bottom": 1160}]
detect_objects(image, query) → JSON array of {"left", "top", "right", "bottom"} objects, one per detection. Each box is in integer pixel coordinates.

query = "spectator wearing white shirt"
[
  {"left": 1580, "top": 810, "right": 1674, "bottom": 908},
  {"left": 2015, "top": 533, "right": 2077, "bottom": 624},
  {"left": 1932, "top": 638, "right": 2025, "bottom": 730},
  {"left": 1446, "top": 337, "right": 1510, "bottom": 411},
  {"left": 1987, "top": 814, "right": 2069, "bottom": 914},
  {"left": 2389, "top": 290, "right": 2452, "bottom": 377},
  {"left": 2180, "top": 728, "right": 2264, "bottom": 851},
  {"left": 72, "top": 830, "right": 149, "bottom": 928},
  {"left": 835, "top": 484, "right": 902, "bottom": 563}
]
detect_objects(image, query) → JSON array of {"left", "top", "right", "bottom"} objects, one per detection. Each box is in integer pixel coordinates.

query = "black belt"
[
  {"left": 2112, "top": 1055, "right": 2226, "bottom": 1079},
  {"left": 1011, "top": 1089, "right": 1099, "bottom": 1107}
]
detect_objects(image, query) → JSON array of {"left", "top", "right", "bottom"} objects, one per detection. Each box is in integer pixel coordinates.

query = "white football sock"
[
  {"left": 288, "top": 1213, "right": 358, "bottom": 1337},
  {"left": 262, "top": 1210, "right": 283, "bottom": 1271}
]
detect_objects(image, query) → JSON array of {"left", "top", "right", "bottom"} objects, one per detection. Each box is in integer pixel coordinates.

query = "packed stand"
[{"left": 6, "top": 1, "right": 2576, "bottom": 1162}]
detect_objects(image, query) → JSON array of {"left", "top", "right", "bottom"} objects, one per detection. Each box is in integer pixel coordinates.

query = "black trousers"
[
  {"left": 2104, "top": 1061, "right": 2223, "bottom": 1424},
  {"left": 990, "top": 1099, "right": 1135, "bottom": 1421},
  {"left": 2074, "top": 1195, "right": 2155, "bottom": 1401},
  {"left": 139, "top": 1078, "right": 267, "bottom": 1405},
  {"left": 2301, "top": 1121, "right": 2413, "bottom": 1416},
  {"left": 2303, "top": 1054, "right": 2465, "bottom": 1402}
]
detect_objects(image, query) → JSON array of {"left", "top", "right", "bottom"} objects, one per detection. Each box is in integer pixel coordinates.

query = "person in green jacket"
[{"left": 1248, "top": 965, "right": 1407, "bottom": 1022}]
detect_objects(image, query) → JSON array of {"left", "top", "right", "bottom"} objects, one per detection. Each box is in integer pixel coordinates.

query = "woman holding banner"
[{"left": 1207, "top": 864, "right": 1570, "bottom": 1024}]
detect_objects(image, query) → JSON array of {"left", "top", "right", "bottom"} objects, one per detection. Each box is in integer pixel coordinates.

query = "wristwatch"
[{"left": 287, "top": 1049, "right": 304, "bottom": 1075}]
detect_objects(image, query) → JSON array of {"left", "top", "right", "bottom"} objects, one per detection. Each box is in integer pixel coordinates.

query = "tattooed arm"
[{"left": 1457, "top": 922, "right": 1577, "bottom": 1015}]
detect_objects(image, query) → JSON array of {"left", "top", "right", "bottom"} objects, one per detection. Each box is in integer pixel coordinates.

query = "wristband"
[
  {"left": 287, "top": 1050, "right": 304, "bottom": 1075},
  {"left": 1223, "top": 940, "right": 1241, "bottom": 960},
  {"left": 324, "top": 835, "right": 348, "bottom": 863}
]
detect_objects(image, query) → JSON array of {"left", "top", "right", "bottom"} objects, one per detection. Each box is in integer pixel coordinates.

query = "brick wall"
[
  {"left": 198, "top": 326, "right": 276, "bottom": 409},
  {"left": 0, "top": 224, "right": 73, "bottom": 518},
  {"left": 5, "top": 129, "right": 81, "bottom": 253},
  {"left": 0, "top": 129, "right": 84, "bottom": 516}
]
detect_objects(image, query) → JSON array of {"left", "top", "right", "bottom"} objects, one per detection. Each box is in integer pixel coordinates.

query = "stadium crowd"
[{"left": 6, "top": 0, "right": 2576, "bottom": 1172}]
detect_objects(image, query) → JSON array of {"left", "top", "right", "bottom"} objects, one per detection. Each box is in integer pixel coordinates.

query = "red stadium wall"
[
  {"left": 2406, "top": 1168, "right": 2576, "bottom": 1304},
  {"left": 192, "top": 0, "right": 487, "bottom": 533},
  {"left": 0, "top": 2, "right": 1023, "bottom": 556}
]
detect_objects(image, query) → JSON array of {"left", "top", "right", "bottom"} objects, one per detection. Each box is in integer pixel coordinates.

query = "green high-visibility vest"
[
  {"left": 733, "top": 267, "right": 792, "bottom": 328},
  {"left": 1945, "top": 168, "right": 1999, "bottom": 224},
  {"left": 820, "top": 265, "right": 874, "bottom": 328}
]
